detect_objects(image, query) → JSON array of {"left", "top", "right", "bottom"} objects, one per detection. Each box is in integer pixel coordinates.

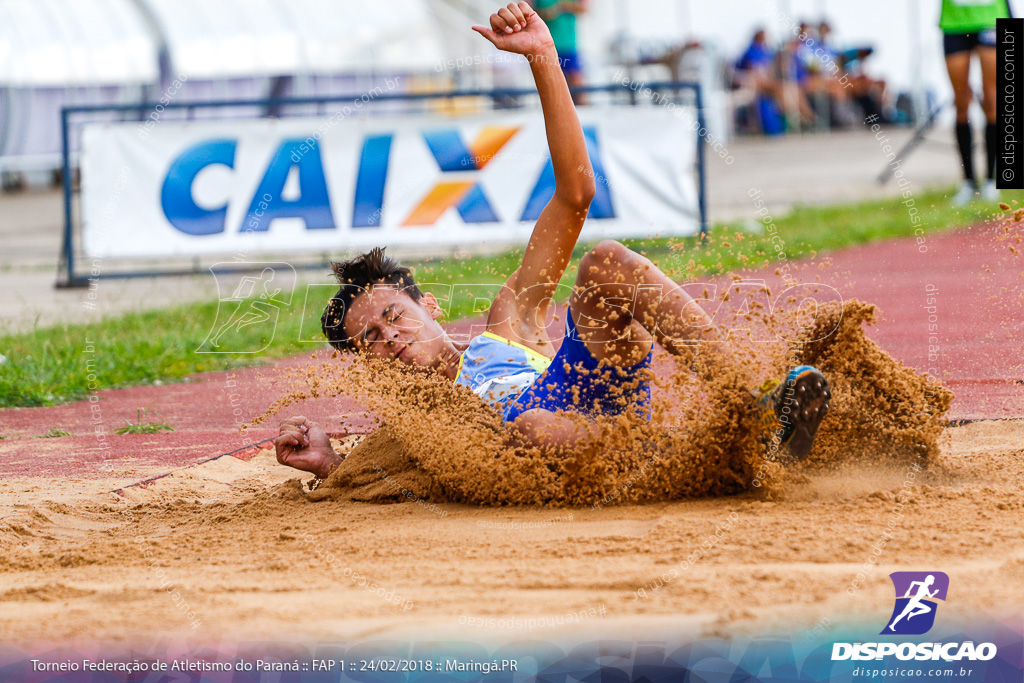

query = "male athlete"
[
  {"left": 275, "top": 3, "right": 831, "bottom": 483},
  {"left": 887, "top": 574, "right": 939, "bottom": 632}
]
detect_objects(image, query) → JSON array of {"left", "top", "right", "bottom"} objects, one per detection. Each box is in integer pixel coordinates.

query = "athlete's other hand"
[
  {"left": 472, "top": 3, "right": 554, "bottom": 58},
  {"left": 275, "top": 415, "right": 342, "bottom": 478}
]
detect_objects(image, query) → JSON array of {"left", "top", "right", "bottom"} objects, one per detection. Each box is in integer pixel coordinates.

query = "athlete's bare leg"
[{"left": 570, "top": 240, "right": 742, "bottom": 379}]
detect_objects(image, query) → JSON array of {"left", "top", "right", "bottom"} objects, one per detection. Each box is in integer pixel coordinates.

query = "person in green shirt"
[
  {"left": 533, "top": 0, "right": 587, "bottom": 101},
  {"left": 940, "top": 0, "right": 1010, "bottom": 205}
]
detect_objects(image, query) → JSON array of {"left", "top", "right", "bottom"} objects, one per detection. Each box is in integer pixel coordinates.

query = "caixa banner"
[{"left": 78, "top": 107, "right": 698, "bottom": 259}]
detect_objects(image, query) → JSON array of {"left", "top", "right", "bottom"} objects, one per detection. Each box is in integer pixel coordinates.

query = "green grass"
[
  {"left": 38, "top": 427, "right": 71, "bottom": 438},
  {"left": 112, "top": 407, "right": 175, "bottom": 434},
  {"left": 0, "top": 186, "right": 1017, "bottom": 408}
]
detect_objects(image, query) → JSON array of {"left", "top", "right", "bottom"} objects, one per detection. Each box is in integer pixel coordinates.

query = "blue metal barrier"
[{"left": 58, "top": 81, "right": 706, "bottom": 287}]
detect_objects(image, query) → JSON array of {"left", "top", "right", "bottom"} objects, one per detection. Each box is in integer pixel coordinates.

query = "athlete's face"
[{"left": 343, "top": 286, "right": 449, "bottom": 368}]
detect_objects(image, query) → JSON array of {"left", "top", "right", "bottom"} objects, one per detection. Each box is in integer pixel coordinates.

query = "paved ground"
[
  {"left": 0, "top": 127, "right": 962, "bottom": 333},
  {"left": 2, "top": 224, "right": 1019, "bottom": 483}
]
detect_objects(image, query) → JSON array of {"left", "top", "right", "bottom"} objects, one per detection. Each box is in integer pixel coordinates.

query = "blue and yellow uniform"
[
  {"left": 456, "top": 312, "right": 828, "bottom": 462},
  {"left": 454, "top": 313, "right": 653, "bottom": 422},
  {"left": 454, "top": 331, "right": 552, "bottom": 417}
]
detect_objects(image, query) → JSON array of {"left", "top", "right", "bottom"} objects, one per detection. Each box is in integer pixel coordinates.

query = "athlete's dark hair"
[{"left": 321, "top": 247, "right": 422, "bottom": 352}]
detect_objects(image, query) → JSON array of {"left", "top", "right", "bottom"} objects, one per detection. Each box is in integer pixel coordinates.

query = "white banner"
[{"left": 80, "top": 107, "right": 698, "bottom": 259}]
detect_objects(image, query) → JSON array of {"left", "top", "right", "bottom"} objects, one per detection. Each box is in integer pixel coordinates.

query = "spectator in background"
[
  {"left": 796, "top": 20, "right": 856, "bottom": 127},
  {"left": 733, "top": 29, "right": 784, "bottom": 133},
  {"left": 778, "top": 25, "right": 822, "bottom": 128},
  {"left": 792, "top": 22, "right": 817, "bottom": 77},
  {"left": 734, "top": 26, "right": 834, "bottom": 134},
  {"left": 843, "top": 46, "right": 889, "bottom": 123},
  {"left": 817, "top": 21, "right": 839, "bottom": 61},
  {"left": 940, "top": 0, "right": 1008, "bottom": 205},
  {"left": 532, "top": 0, "right": 588, "bottom": 102},
  {"left": 735, "top": 28, "right": 774, "bottom": 76}
]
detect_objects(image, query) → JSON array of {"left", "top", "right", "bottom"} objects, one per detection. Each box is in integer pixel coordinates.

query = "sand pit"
[
  {"left": 0, "top": 287, "right": 1018, "bottom": 649},
  {"left": 250, "top": 299, "right": 952, "bottom": 508},
  {"left": 2, "top": 412, "right": 1022, "bottom": 647}
]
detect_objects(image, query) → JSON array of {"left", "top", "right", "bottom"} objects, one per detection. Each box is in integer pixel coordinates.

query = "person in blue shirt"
[{"left": 736, "top": 28, "right": 775, "bottom": 74}]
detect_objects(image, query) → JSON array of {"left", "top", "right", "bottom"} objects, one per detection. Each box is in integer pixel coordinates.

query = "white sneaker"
[
  {"left": 953, "top": 180, "right": 977, "bottom": 207},
  {"left": 981, "top": 180, "right": 1000, "bottom": 202}
]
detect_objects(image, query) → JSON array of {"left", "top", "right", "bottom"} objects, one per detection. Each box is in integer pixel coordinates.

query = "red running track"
[
  {"left": 770, "top": 223, "right": 1023, "bottom": 420},
  {"left": 1, "top": 226, "right": 1020, "bottom": 479}
]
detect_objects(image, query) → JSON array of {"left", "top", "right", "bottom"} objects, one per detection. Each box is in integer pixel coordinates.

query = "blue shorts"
[
  {"left": 504, "top": 310, "right": 653, "bottom": 422},
  {"left": 559, "top": 50, "right": 582, "bottom": 75}
]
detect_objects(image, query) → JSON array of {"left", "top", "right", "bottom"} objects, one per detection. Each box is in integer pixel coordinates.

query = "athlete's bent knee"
[{"left": 581, "top": 240, "right": 637, "bottom": 276}]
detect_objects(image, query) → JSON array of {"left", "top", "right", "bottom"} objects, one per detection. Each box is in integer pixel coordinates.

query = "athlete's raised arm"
[{"left": 473, "top": 3, "right": 595, "bottom": 340}]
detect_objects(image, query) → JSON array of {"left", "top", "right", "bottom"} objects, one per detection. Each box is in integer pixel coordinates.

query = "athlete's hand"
[
  {"left": 275, "top": 416, "right": 342, "bottom": 478},
  {"left": 472, "top": 3, "right": 555, "bottom": 58}
]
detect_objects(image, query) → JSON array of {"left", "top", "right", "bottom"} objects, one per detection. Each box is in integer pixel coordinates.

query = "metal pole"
[
  {"left": 876, "top": 100, "right": 946, "bottom": 184},
  {"left": 57, "top": 108, "right": 76, "bottom": 287},
  {"left": 695, "top": 84, "right": 708, "bottom": 237},
  {"left": 910, "top": 0, "right": 927, "bottom": 125}
]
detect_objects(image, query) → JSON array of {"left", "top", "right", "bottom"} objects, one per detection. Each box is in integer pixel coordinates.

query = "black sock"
[
  {"left": 985, "top": 122, "right": 998, "bottom": 180},
  {"left": 956, "top": 122, "right": 975, "bottom": 184}
]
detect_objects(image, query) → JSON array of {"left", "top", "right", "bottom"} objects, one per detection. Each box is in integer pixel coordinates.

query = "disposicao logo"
[
  {"left": 882, "top": 571, "right": 948, "bottom": 635},
  {"left": 831, "top": 571, "right": 998, "bottom": 662}
]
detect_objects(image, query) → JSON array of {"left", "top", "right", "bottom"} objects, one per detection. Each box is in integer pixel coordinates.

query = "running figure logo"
[
  {"left": 198, "top": 263, "right": 295, "bottom": 354},
  {"left": 881, "top": 571, "right": 950, "bottom": 635}
]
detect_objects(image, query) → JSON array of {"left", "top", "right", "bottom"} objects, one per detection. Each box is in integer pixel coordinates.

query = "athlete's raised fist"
[{"left": 472, "top": 2, "right": 555, "bottom": 58}]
